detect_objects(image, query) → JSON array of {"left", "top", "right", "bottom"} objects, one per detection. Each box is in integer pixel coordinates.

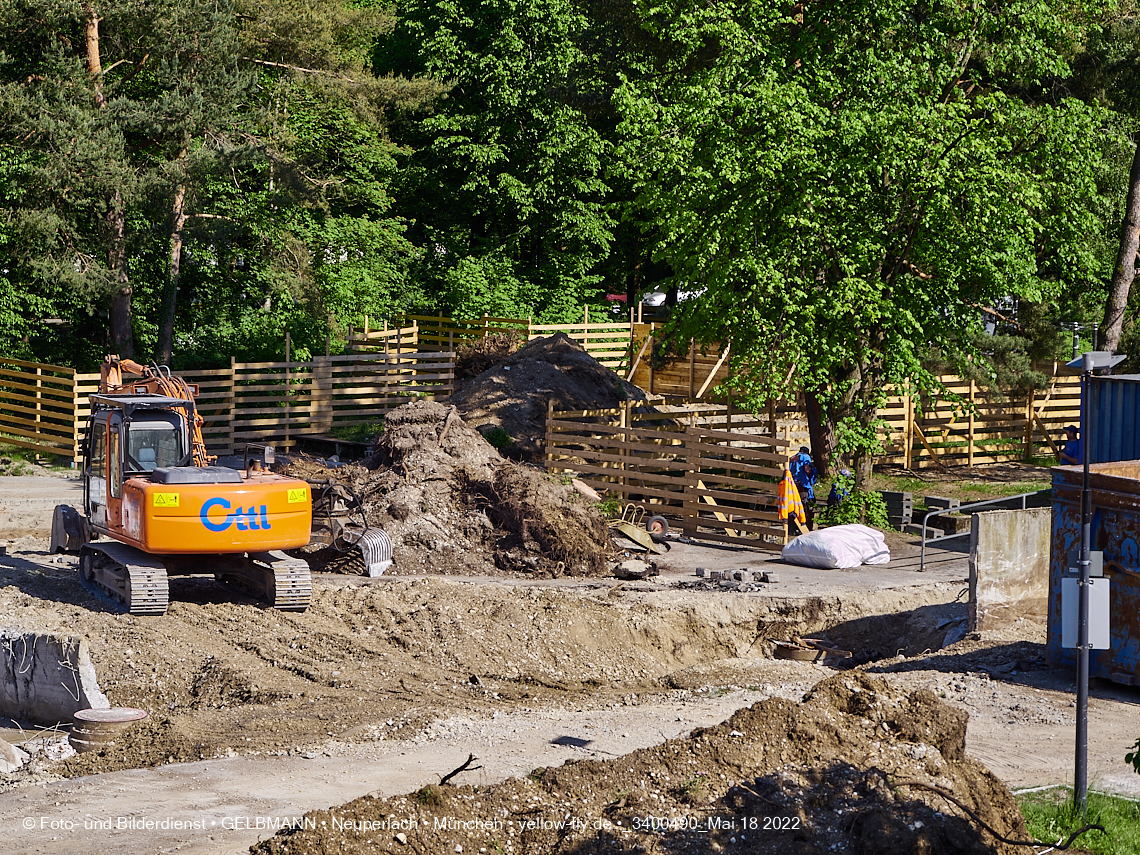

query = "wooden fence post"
[
  {"left": 545, "top": 398, "right": 554, "bottom": 469},
  {"left": 71, "top": 370, "right": 82, "bottom": 461},
  {"left": 284, "top": 331, "right": 292, "bottom": 450},
  {"left": 620, "top": 399, "right": 630, "bottom": 494},
  {"left": 683, "top": 426, "right": 695, "bottom": 538},
  {"left": 384, "top": 338, "right": 391, "bottom": 407},
  {"left": 1024, "top": 389, "right": 1035, "bottom": 460},
  {"left": 647, "top": 325, "right": 655, "bottom": 395},
  {"left": 688, "top": 339, "right": 696, "bottom": 399},
  {"left": 228, "top": 356, "right": 237, "bottom": 453},
  {"left": 968, "top": 380, "right": 976, "bottom": 467},
  {"left": 903, "top": 394, "right": 913, "bottom": 470}
]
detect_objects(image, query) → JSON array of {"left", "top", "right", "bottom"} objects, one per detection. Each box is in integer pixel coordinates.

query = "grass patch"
[
  {"left": 1018, "top": 787, "right": 1140, "bottom": 854},
  {"left": 0, "top": 442, "right": 72, "bottom": 475},
  {"left": 867, "top": 471, "right": 1050, "bottom": 503}
]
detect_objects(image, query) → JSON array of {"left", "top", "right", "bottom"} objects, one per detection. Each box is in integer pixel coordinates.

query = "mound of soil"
[
  {"left": 253, "top": 671, "right": 1030, "bottom": 855},
  {"left": 449, "top": 333, "right": 649, "bottom": 461},
  {"left": 284, "top": 399, "right": 612, "bottom": 577}
]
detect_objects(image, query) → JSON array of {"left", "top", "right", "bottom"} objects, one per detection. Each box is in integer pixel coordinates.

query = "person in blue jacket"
[
  {"left": 1059, "top": 425, "right": 1081, "bottom": 466},
  {"left": 789, "top": 446, "right": 818, "bottom": 530},
  {"left": 827, "top": 469, "right": 853, "bottom": 509}
]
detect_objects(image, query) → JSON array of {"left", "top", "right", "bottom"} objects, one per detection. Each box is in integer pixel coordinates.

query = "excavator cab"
[
  {"left": 51, "top": 355, "right": 392, "bottom": 616},
  {"left": 83, "top": 397, "right": 192, "bottom": 535}
]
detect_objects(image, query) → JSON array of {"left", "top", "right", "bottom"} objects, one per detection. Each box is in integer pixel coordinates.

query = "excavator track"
[
  {"left": 79, "top": 542, "right": 170, "bottom": 616},
  {"left": 213, "top": 550, "right": 312, "bottom": 611}
]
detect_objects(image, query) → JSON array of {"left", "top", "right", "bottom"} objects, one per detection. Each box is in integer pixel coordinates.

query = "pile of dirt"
[
  {"left": 284, "top": 399, "right": 612, "bottom": 577},
  {"left": 253, "top": 671, "right": 1031, "bottom": 855},
  {"left": 449, "top": 333, "right": 650, "bottom": 461}
]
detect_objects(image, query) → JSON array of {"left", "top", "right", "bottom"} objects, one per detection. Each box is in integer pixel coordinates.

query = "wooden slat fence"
[
  {"left": 8, "top": 351, "right": 455, "bottom": 461},
  {"left": 625, "top": 324, "right": 735, "bottom": 398},
  {"left": 545, "top": 400, "right": 790, "bottom": 550},
  {"left": 0, "top": 358, "right": 85, "bottom": 457},
  {"left": 353, "top": 309, "right": 636, "bottom": 370},
  {"left": 877, "top": 370, "right": 1081, "bottom": 468},
  {"left": 345, "top": 321, "right": 420, "bottom": 354}
]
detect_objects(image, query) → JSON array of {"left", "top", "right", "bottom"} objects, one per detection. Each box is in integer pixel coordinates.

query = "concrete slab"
[{"left": 1, "top": 630, "right": 110, "bottom": 726}]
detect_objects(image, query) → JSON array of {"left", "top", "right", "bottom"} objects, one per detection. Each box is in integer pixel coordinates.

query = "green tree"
[
  {"left": 614, "top": 0, "right": 1107, "bottom": 482},
  {"left": 379, "top": 0, "right": 613, "bottom": 322},
  {"left": 0, "top": 0, "right": 254, "bottom": 360}
]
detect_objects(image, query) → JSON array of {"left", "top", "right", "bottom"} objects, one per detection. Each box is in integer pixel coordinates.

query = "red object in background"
[{"left": 605, "top": 294, "right": 627, "bottom": 303}]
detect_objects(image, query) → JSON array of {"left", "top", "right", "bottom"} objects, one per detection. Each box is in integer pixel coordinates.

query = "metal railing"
[{"left": 919, "top": 490, "right": 1049, "bottom": 571}]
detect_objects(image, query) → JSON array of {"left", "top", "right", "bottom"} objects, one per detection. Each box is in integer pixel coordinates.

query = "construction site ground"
[{"left": 1, "top": 472, "right": 1139, "bottom": 855}]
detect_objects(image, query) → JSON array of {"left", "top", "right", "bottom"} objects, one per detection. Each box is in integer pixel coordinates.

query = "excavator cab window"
[
  {"left": 85, "top": 416, "right": 108, "bottom": 527},
  {"left": 108, "top": 416, "right": 122, "bottom": 499},
  {"left": 124, "top": 414, "right": 185, "bottom": 473}
]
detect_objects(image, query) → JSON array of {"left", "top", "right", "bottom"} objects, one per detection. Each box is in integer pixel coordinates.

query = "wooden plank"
[
  {"left": 0, "top": 410, "right": 75, "bottom": 432},
  {"left": 692, "top": 455, "right": 783, "bottom": 479},
  {"left": 687, "top": 441, "right": 786, "bottom": 466},
  {"left": 694, "top": 470, "right": 781, "bottom": 492},
  {"left": 0, "top": 434, "right": 72, "bottom": 453},
  {"left": 680, "top": 529, "right": 783, "bottom": 550},
  {"left": 547, "top": 461, "right": 685, "bottom": 488},
  {"left": 0, "top": 357, "right": 76, "bottom": 374},
  {"left": 680, "top": 511, "right": 783, "bottom": 534},
  {"left": 0, "top": 388, "right": 77, "bottom": 410},
  {"left": 547, "top": 420, "right": 689, "bottom": 443},
  {"left": 0, "top": 423, "right": 74, "bottom": 444},
  {"left": 688, "top": 490, "right": 782, "bottom": 515},
  {"left": 695, "top": 479, "right": 737, "bottom": 537},
  {"left": 689, "top": 425, "right": 789, "bottom": 447},
  {"left": 548, "top": 447, "right": 691, "bottom": 471},
  {"left": 549, "top": 434, "right": 686, "bottom": 457},
  {"left": 0, "top": 367, "right": 78, "bottom": 387}
]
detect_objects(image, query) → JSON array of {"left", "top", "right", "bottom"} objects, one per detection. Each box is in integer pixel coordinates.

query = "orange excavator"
[{"left": 50, "top": 356, "right": 391, "bottom": 615}]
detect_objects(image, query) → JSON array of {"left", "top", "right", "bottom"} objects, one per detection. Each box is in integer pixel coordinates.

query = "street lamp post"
[{"left": 1066, "top": 350, "right": 1124, "bottom": 813}]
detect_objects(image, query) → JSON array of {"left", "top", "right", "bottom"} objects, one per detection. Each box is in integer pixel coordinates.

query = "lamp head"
[{"left": 1065, "top": 351, "right": 1126, "bottom": 372}]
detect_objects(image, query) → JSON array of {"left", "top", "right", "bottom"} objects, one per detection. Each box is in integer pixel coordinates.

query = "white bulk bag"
[{"left": 780, "top": 524, "right": 890, "bottom": 569}]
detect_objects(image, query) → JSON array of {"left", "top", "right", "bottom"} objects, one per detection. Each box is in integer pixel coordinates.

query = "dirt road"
[{"left": 1, "top": 473, "right": 1139, "bottom": 855}]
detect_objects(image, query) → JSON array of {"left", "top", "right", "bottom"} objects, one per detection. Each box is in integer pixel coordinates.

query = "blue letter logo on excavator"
[{"left": 200, "top": 497, "right": 272, "bottom": 532}]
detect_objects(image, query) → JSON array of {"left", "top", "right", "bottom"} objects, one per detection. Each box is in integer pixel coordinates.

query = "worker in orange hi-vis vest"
[{"left": 778, "top": 467, "right": 807, "bottom": 536}]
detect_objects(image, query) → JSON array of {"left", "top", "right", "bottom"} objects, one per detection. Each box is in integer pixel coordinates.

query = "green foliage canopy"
[{"left": 613, "top": 0, "right": 1107, "bottom": 474}]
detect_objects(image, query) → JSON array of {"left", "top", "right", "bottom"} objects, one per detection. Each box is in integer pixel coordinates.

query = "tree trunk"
[
  {"left": 84, "top": 5, "right": 106, "bottom": 107},
  {"left": 89, "top": 3, "right": 130, "bottom": 354},
  {"left": 158, "top": 171, "right": 188, "bottom": 365},
  {"left": 803, "top": 389, "right": 834, "bottom": 473},
  {"left": 107, "top": 191, "right": 134, "bottom": 357},
  {"left": 1104, "top": 141, "right": 1140, "bottom": 354}
]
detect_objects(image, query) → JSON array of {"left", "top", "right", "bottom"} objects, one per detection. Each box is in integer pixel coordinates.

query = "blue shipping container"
[{"left": 1087, "top": 375, "right": 1140, "bottom": 464}]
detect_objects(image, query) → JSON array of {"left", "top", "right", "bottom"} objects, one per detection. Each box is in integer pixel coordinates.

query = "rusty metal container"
[
  {"left": 1049, "top": 462, "right": 1140, "bottom": 684},
  {"left": 69, "top": 707, "right": 148, "bottom": 753}
]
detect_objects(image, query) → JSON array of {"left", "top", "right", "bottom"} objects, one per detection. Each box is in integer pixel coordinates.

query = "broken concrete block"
[
  {"left": 923, "top": 496, "right": 960, "bottom": 510},
  {"left": 614, "top": 559, "right": 658, "bottom": 581},
  {"left": 1, "top": 629, "right": 110, "bottom": 725},
  {"left": 719, "top": 579, "right": 741, "bottom": 589},
  {"left": 695, "top": 567, "right": 707, "bottom": 577},
  {"left": 0, "top": 737, "right": 29, "bottom": 773},
  {"left": 762, "top": 572, "right": 780, "bottom": 584},
  {"left": 708, "top": 571, "right": 722, "bottom": 582},
  {"left": 902, "top": 523, "right": 944, "bottom": 539}
]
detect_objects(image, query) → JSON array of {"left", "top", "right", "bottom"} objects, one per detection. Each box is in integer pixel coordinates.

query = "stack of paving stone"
[{"left": 880, "top": 491, "right": 913, "bottom": 528}]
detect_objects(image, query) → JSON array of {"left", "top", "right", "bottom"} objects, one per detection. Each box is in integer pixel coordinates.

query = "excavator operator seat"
[{"left": 137, "top": 447, "right": 157, "bottom": 470}]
